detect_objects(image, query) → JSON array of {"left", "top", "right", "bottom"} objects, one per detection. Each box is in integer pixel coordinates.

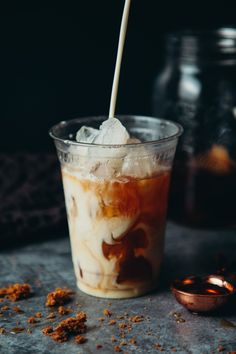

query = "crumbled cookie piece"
[
  {"left": 111, "top": 335, "right": 117, "bottom": 342},
  {"left": 1, "top": 306, "right": 9, "bottom": 311},
  {"left": 75, "top": 335, "right": 87, "bottom": 344},
  {"left": 35, "top": 312, "right": 42, "bottom": 318},
  {"left": 119, "top": 323, "right": 127, "bottom": 329},
  {"left": 103, "top": 309, "right": 112, "bottom": 317},
  {"left": 97, "top": 317, "right": 105, "bottom": 322},
  {"left": 42, "top": 326, "right": 53, "bottom": 335},
  {"left": 42, "top": 312, "right": 87, "bottom": 343},
  {"left": 45, "top": 288, "right": 74, "bottom": 307},
  {"left": 46, "top": 312, "right": 56, "bottom": 320},
  {"left": 128, "top": 315, "right": 144, "bottom": 323},
  {"left": 129, "top": 338, "right": 136, "bottom": 345},
  {"left": 114, "top": 345, "right": 123, "bottom": 352},
  {"left": 12, "top": 306, "right": 24, "bottom": 314},
  {"left": 0, "top": 284, "right": 31, "bottom": 301},
  {"left": 57, "top": 306, "right": 71, "bottom": 315},
  {"left": 10, "top": 327, "right": 25, "bottom": 334},
  {"left": 120, "top": 341, "right": 127, "bottom": 346},
  {"left": 0, "top": 327, "right": 6, "bottom": 334},
  {"left": 108, "top": 319, "right": 116, "bottom": 326},
  {"left": 28, "top": 317, "right": 37, "bottom": 324},
  {"left": 96, "top": 344, "right": 103, "bottom": 349},
  {"left": 55, "top": 312, "right": 87, "bottom": 334}
]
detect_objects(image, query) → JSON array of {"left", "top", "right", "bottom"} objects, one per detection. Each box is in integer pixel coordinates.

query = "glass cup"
[{"left": 49, "top": 116, "right": 182, "bottom": 298}]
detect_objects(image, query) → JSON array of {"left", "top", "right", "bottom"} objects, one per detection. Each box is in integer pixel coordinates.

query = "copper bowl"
[{"left": 171, "top": 275, "right": 236, "bottom": 313}]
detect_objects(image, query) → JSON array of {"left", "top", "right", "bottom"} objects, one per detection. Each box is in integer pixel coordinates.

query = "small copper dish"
[{"left": 171, "top": 275, "right": 236, "bottom": 313}]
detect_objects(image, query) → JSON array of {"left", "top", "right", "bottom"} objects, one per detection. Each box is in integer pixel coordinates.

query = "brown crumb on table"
[
  {"left": 35, "top": 312, "right": 42, "bottom": 318},
  {"left": 171, "top": 347, "right": 177, "bottom": 352},
  {"left": 12, "top": 306, "right": 24, "bottom": 314},
  {"left": 111, "top": 335, "right": 117, "bottom": 343},
  {"left": 45, "top": 288, "right": 74, "bottom": 307},
  {"left": 58, "top": 306, "right": 71, "bottom": 315},
  {"left": 154, "top": 343, "right": 165, "bottom": 352},
  {"left": 10, "top": 327, "right": 25, "bottom": 334},
  {"left": 114, "top": 345, "right": 123, "bottom": 352},
  {"left": 103, "top": 309, "right": 112, "bottom": 317},
  {"left": 96, "top": 344, "right": 103, "bottom": 349},
  {"left": 0, "top": 284, "right": 31, "bottom": 301},
  {"left": 217, "top": 345, "right": 225, "bottom": 352},
  {"left": 129, "top": 315, "right": 144, "bottom": 323},
  {"left": 120, "top": 341, "right": 127, "bottom": 346},
  {"left": 97, "top": 317, "right": 105, "bottom": 322},
  {"left": 42, "top": 326, "right": 53, "bottom": 335},
  {"left": 75, "top": 335, "right": 87, "bottom": 344},
  {"left": 0, "top": 327, "right": 6, "bottom": 334},
  {"left": 42, "top": 312, "right": 87, "bottom": 343},
  {"left": 119, "top": 323, "right": 127, "bottom": 329},
  {"left": 172, "top": 312, "right": 186, "bottom": 324},
  {"left": 1, "top": 306, "right": 10, "bottom": 311},
  {"left": 28, "top": 317, "right": 37, "bottom": 324},
  {"left": 46, "top": 312, "right": 56, "bottom": 320},
  {"left": 129, "top": 338, "right": 137, "bottom": 345},
  {"left": 108, "top": 319, "right": 116, "bottom": 326}
]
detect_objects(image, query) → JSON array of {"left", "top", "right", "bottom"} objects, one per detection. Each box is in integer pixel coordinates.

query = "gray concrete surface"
[{"left": 0, "top": 223, "right": 236, "bottom": 353}]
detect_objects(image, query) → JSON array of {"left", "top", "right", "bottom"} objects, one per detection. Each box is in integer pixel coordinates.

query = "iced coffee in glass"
[{"left": 50, "top": 115, "right": 182, "bottom": 298}]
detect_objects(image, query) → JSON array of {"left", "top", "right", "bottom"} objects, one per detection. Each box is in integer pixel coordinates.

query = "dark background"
[{"left": 1, "top": 1, "right": 236, "bottom": 152}]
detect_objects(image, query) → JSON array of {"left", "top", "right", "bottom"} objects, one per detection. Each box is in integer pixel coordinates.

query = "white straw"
[{"left": 108, "top": 0, "right": 132, "bottom": 118}]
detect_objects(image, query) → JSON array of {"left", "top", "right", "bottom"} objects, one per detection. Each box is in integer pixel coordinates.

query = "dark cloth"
[{"left": 0, "top": 153, "right": 67, "bottom": 247}]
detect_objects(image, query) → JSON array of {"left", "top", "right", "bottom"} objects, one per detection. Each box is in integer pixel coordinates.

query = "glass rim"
[{"left": 49, "top": 115, "right": 183, "bottom": 149}]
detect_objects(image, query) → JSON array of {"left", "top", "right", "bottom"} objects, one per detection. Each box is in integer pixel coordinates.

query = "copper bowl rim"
[{"left": 171, "top": 275, "right": 236, "bottom": 298}]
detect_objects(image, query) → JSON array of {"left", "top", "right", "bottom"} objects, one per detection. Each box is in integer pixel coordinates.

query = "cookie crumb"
[
  {"left": 111, "top": 335, "right": 117, "bottom": 342},
  {"left": 120, "top": 341, "right": 127, "bottom": 346},
  {"left": 0, "top": 327, "right": 6, "bottom": 334},
  {"left": 12, "top": 306, "right": 24, "bottom": 314},
  {"left": 46, "top": 313, "right": 56, "bottom": 320},
  {"left": 129, "top": 315, "right": 144, "bottom": 323},
  {"left": 129, "top": 338, "right": 136, "bottom": 345},
  {"left": 75, "top": 335, "right": 87, "bottom": 344},
  {"left": 35, "top": 312, "right": 42, "bottom": 318},
  {"left": 96, "top": 344, "right": 103, "bottom": 349},
  {"left": 46, "top": 288, "right": 74, "bottom": 307},
  {"left": 119, "top": 323, "right": 127, "bottom": 329},
  {"left": 108, "top": 319, "right": 116, "bottom": 326},
  {"left": 42, "top": 326, "right": 53, "bottom": 335},
  {"left": 0, "top": 284, "right": 31, "bottom": 301},
  {"left": 217, "top": 345, "right": 225, "bottom": 352},
  {"left": 42, "top": 312, "right": 87, "bottom": 343},
  {"left": 1, "top": 306, "right": 9, "bottom": 311},
  {"left": 103, "top": 309, "right": 112, "bottom": 317},
  {"left": 97, "top": 317, "right": 105, "bottom": 322},
  {"left": 58, "top": 306, "right": 71, "bottom": 315},
  {"left": 114, "top": 345, "right": 123, "bottom": 352},
  {"left": 10, "top": 327, "right": 25, "bottom": 334},
  {"left": 28, "top": 317, "right": 37, "bottom": 324}
]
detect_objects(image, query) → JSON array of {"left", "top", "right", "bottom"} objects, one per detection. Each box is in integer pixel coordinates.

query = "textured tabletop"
[{"left": 0, "top": 223, "right": 236, "bottom": 354}]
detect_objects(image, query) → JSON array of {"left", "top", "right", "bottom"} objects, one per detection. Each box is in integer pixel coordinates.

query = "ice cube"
[
  {"left": 122, "top": 146, "right": 158, "bottom": 178},
  {"left": 76, "top": 126, "right": 99, "bottom": 143},
  {"left": 95, "top": 117, "right": 130, "bottom": 145}
]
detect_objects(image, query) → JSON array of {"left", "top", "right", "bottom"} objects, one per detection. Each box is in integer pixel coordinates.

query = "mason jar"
[{"left": 153, "top": 28, "right": 236, "bottom": 227}]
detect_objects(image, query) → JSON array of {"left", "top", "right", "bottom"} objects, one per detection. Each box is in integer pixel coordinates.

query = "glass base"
[{"left": 77, "top": 280, "right": 157, "bottom": 299}]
